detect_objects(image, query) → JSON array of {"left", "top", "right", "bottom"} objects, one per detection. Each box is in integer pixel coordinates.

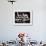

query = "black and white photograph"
[
  {"left": 15, "top": 12, "right": 30, "bottom": 23},
  {"left": 14, "top": 11, "right": 32, "bottom": 26}
]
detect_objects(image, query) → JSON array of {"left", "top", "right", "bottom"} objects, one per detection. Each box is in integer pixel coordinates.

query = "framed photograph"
[{"left": 14, "top": 10, "right": 32, "bottom": 26}]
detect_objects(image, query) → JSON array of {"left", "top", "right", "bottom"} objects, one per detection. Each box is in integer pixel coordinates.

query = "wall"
[{"left": 0, "top": 0, "right": 46, "bottom": 42}]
